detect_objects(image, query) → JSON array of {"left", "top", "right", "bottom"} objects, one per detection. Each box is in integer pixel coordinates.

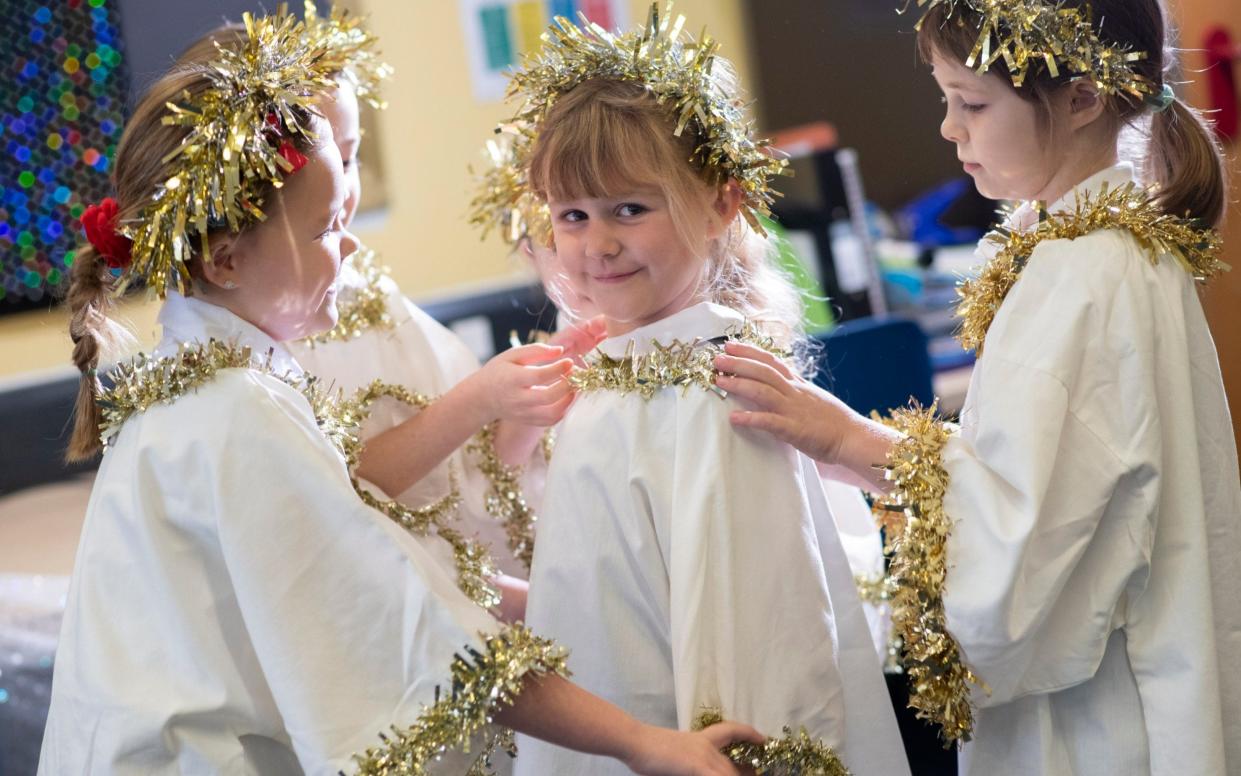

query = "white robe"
[
  {"left": 516, "top": 302, "right": 910, "bottom": 776},
  {"left": 287, "top": 255, "right": 542, "bottom": 579},
  {"left": 39, "top": 294, "right": 503, "bottom": 775},
  {"left": 940, "top": 164, "right": 1241, "bottom": 775}
]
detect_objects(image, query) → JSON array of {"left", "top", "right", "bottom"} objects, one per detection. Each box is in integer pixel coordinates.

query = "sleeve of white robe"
[
  {"left": 663, "top": 395, "right": 848, "bottom": 748},
  {"left": 940, "top": 230, "right": 1159, "bottom": 705},
  {"left": 208, "top": 370, "right": 499, "bottom": 774}
]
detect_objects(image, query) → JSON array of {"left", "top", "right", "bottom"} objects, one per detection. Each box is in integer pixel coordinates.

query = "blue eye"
[
  {"left": 617, "top": 203, "right": 647, "bottom": 217},
  {"left": 559, "top": 209, "right": 586, "bottom": 223}
]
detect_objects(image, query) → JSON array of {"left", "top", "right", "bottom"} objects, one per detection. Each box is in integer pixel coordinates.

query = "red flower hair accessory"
[{"left": 80, "top": 197, "right": 133, "bottom": 269}]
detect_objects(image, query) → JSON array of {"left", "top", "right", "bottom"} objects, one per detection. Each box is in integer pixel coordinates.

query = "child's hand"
[
  {"left": 472, "top": 343, "right": 575, "bottom": 427},
  {"left": 624, "top": 721, "right": 764, "bottom": 776},
  {"left": 714, "top": 342, "right": 901, "bottom": 492},
  {"left": 546, "top": 315, "right": 608, "bottom": 365}
]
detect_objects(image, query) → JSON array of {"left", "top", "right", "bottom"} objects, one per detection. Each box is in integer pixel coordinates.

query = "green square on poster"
[{"left": 479, "top": 6, "right": 514, "bottom": 70}]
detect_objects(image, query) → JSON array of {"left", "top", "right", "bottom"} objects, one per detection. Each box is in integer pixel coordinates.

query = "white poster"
[{"left": 459, "top": 0, "right": 630, "bottom": 102}]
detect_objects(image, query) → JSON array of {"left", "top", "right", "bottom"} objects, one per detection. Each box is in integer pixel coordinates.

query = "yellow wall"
[{"left": 0, "top": 0, "right": 752, "bottom": 378}]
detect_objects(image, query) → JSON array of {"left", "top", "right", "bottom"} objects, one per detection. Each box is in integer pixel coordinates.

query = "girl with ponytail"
[{"left": 716, "top": 1, "right": 1241, "bottom": 773}]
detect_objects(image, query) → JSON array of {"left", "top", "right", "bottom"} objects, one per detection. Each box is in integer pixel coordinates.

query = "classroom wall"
[{"left": 0, "top": 0, "right": 753, "bottom": 379}]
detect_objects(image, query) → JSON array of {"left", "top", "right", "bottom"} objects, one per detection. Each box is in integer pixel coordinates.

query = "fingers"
[
  {"left": 714, "top": 354, "right": 795, "bottom": 397},
  {"left": 506, "top": 343, "right": 567, "bottom": 365},
  {"left": 713, "top": 373, "right": 785, "bottom": 411},
  {"left": 721, "top": 341, "right": 795, "bottom": 379},
  {"left": 701, "top": 721, "right": 765, "bottom": 748},
  {"left": 727, "top": 409, "right": 797, "bottom": 443},
  {"left": 520, "top": 358, "right": 574, "bottom": 385}
]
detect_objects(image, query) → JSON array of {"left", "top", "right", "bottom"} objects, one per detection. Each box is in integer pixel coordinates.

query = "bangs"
[{"left": 915, "top": 5, "right": 983, "bottom": 67}]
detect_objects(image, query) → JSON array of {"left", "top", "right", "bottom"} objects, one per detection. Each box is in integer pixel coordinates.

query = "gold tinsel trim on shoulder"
[
  {"left": 304, "top": 248, "right": 395, "bottom": 346},
  {"left": 873, "top": 403, "right": 984, "bottom": 746},
  {"left": 337, "top": 380, "right": 502, "bottom": 610},
  {"left": 957, "top": 182, "right": 1226, "bottom": 355},
  {"left": 571, "top": 321, "right": 786, "bottom": 401},
  {"left": 470, "top": 3, "right": 788, "bottom": 244},
  {"left": 120, "top": 7, "right": 338, "bottom": 298},
  {"left": 693, "top": 708, "right": 852, "bottom": 775},
  {"left": 350, "top": 624, "right": 571, "bottom": 775},
  {"left": 99, "top": 340, "right": 268, "bottom": 444},
  {"left": 300, "top": 1, "right": 393, "bottom": 110},
  {"left": 467, "top": 422, "right": 538, "bottom": 573},
  {"left": 905, "top": 0, "right": 1154, "bottom": 99}
]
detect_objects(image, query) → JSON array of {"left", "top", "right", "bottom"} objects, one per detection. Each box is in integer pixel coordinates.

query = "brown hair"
[
  {"left": 65, "top": 59, "right": 316, "bottom": 460},
  {"left": 527, "top": 74, "right": 806, "bottom": 354},
  {"left": 917, "top": 0, "right": 1228, "bottom": 227}
]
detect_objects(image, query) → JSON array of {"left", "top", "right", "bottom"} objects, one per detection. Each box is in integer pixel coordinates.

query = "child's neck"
[
  {"left": 1031, "top": 146, "right": 1121, "bottom": 207},
  {"left": 604, "top": 287, "right": 709, "bottom": 339}
]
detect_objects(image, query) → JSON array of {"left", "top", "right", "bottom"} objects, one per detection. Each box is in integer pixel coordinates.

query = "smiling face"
[{"left": 548, "top": 187, "right": 708, "bottom": 335}]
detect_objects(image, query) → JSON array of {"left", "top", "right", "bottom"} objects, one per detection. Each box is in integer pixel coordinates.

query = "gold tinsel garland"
[
  {"left": 300, "top": 0, "right": 393, "bottom": 110},
  {"left": 335, "top": 380, "right": 502, "bottom": 610},
  {"left": 466, "top": 422, "right": 539, "bottom": 573},
  {"left": 571, "top": 322, "right": 786, "bottom": 401},
  {"left": 304, "top": 248, "right": 395, "bottom": 345},
  {"left": 905, "top": 0, "right": 1154, "bottom": 99},
  {"left": 468, "top": 122, "right": 552, "bottom": 247},
  {"left": 872, "top": 404, "right": 984, "bottom": 746},
  {"left": 349, "top": 624, "right": 571, "bottom": 775},
  {"left": 119, "top": 8, "right": 339, "bottom": 298},
  {"left": 957, "top": 182, "right": 1226, "bottom": 355},
  {"left": 100, "top": 344, "right": 500, "bottom": 609},
  {"left": 693, "top": 708, "right": 851, "bottom": 775},
  {"left": 472, "top": 3, "right": 788, "bottom": 242}
]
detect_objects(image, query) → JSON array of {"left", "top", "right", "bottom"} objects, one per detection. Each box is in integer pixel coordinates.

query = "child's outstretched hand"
[
  {"left": 714, "top": 341, "right": 900, "bottom": 493},
  {"left": 545, "top": 315, "right": 608, "bottom": 365},
  {"left": 624, "top": 721, "right": 764, "bottom": 776},
  {"left": 473, "top": 343, "right": 575, "bottom": 427}
]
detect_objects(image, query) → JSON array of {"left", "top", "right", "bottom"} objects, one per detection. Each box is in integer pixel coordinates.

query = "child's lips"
[{"left": 592, "top": 268, "right": 641, "bottom": 284}]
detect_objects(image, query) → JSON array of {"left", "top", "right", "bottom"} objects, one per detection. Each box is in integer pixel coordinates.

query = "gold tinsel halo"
[
  {"left": 906, "top": 0, "right": 1155, "bottom": 99},
  {"left": 957, "top": 181, "right": 1226, "bottom": 354},
  {"left": 468, "top": 121, "right": 552, "bottom": 247},
  {"left": 300, "top": 0, "right": 393, "bottom": 110},
  {"left": 474, "top": 3, "right": 788, "bottom": 242},
  {"left": 118, "top": 7, "right": 338, "bottom": 298}
]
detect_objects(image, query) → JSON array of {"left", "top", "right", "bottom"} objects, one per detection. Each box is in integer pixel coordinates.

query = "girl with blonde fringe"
[
  {"left": 40, "top": 10, "right": 761, "bottom": 774},
  {"left": 478, "top": 9, "right": 910, "bottom": 775},
  {"left": 719, "top": 1, "right": 1241, "bottom": 773}
]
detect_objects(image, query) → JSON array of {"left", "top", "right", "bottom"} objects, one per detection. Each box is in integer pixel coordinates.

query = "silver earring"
[{"left": 222, "top": 280, "right": 238, "bottom": 290}]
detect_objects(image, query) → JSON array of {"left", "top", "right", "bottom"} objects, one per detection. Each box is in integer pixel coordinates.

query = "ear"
[
  {"left": 1065, "top": 79, "right": 1106, "bottom": 131},
  {"left": 197, "top": 233, "right": 245, "bottom": 290},
  {"left": 706, "top": 180, "right": 744, "bottom": 239}
]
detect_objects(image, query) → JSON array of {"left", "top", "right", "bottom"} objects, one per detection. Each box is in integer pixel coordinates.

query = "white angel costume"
[
  {"left": 38, "top": 293, "right": 563, "bottom": 775},
  {"left": 900, "top": 164, "right": 1241, "bottom": 775},
  {"left": 514, "top": 302, "right": 911, "bottom": 776}
]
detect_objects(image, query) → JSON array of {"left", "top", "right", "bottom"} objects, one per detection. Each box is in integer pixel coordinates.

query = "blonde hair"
[
  {"left": 527, "top": 70, "right": 806, "bottom": 356},
  {"left": 65, "top": 60, "right": 316, "bottom": 461},
  {"left": 917, "top": 0, "right": 1228, "bottom": 227}
]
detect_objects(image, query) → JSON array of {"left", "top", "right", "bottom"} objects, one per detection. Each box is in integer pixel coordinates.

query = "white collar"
[
  {"left": 596, "top": 302, "right": 744, "bottom": 358},
  {"left": 155, "top": 292, "right": 303, "bottom": 378},
  {"left": 1005, "top": 162, "right": 1138, "bottom": 232}
]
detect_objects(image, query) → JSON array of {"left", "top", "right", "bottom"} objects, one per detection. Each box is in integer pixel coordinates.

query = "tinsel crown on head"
[
  {"left": 470, "top": 3, "right": 788, "bottom": 245},
  {"left": 118, "top": 3, "right": 390, "bottom": 298},
  {"left": 907, "top": 0, "right": 1156, "bottom": 100},
  {"left": 300, "top": 0, "right": 393, "bottom": 110}
]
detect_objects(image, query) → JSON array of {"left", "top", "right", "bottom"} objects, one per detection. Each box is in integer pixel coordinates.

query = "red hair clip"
[
  {"left": 277, "top": 140, "right": 309, "bottom": 173},
  {"left": 80, "top": 197, "right": 133, "bottom": 270}
]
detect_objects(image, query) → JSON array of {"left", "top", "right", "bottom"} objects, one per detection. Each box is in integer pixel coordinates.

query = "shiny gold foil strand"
[
  {"left": 956, "top": 181, "right": 1225, "bottom": 355},
  {"left": 339, "top": 380, "right": 504, "bottom": 610},
  {"left": 693, "top": 708, "right": 852, "bottom": 775},
  {"left": 304, "top": 248, "right": 395, "bottom": 346},
  {"left": 119, "top": 7, "right": 339, "bottom": 298},
  {"left": 905, "top": 0, "right": 1154, "bottom": 99},
  {"left": 467, "top": 122, "right": 552, "bottom": 247},
  {"left": 466, "top": 422, "right": 539, "bottom": 573},
  {"left": 873, "top": 403, "right": 984, "bottom": 746},
  {"left": 349, "top": 624, "right": 571, "bottom": 776},
  {"left": 300, "top": 0, "right": 393, "bottom": 110}
]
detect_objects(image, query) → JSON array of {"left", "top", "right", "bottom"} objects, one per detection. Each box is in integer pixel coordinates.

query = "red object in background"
[
  {"left": 579, "top": 0, "right": 614, "bottom": 30},
  {"left": 1204, "top": 26, "right": 1239, "bottom": 142}
]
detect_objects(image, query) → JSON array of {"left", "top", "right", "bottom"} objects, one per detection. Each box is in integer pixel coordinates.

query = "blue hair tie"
[{"left": 1147, "top": 83, "right": 1176, "bottom": 113}]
